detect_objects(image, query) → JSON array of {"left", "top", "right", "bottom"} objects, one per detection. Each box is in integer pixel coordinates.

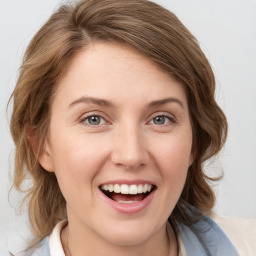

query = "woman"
[{"left": 10, "top": 0, "right": 255, "bottom": 255}]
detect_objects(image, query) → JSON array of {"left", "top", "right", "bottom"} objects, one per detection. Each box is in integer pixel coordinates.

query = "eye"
[
  {"left": 149, "top": 115, "right": 174, "bottom": 126},
  {"left": 83, "top": 115, "right": 106, "bottom": 126}
]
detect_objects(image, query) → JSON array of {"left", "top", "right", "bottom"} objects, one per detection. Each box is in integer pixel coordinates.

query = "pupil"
[
  {"left": 154, "top": 116, "right": 165, "bottom": 125},
  {"left": 89, "top": 116, "right": 100, "bottom": 125}
]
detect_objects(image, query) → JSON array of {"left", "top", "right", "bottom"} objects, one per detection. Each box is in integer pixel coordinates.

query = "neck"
[{"left": 61, "top": 220, "right": 178, "bottom": 256}]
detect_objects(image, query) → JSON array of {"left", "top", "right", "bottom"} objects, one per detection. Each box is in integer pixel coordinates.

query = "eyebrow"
[
  {"left": 148, "top": 97, "right": 184, "bottom": 109},
  {"left": 68, "top": 96, "right": 184, "bottom": 109},
  {"left": 68, "top": 96, "right": 114, "bottom": 109}
]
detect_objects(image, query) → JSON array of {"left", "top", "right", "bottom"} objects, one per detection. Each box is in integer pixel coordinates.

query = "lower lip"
[{"left": 99, "top": 189, "right": 156, "bottom": 214}]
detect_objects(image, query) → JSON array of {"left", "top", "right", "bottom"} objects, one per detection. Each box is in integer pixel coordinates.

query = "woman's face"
[{"left": 40, "top": 42, "right": 193, "bottom": 246}]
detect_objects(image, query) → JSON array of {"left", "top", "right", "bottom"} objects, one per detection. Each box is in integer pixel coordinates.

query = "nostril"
[{"left": 111, "top": 137, "right": 148, "bottom": 169}]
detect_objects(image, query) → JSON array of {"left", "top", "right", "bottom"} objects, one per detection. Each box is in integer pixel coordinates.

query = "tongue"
[{"left": 111, "top": 193, "right": 144, "bottom": 202}]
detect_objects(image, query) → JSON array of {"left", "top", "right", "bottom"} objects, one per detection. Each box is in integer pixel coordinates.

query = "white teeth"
[
  {"left": 117, "top": 200, "right": 139, "bottom": 204},
  {"left": 101, "top": 184, "right": 153, "bottom": 194},
  {"left": 108, "top": 184, "right": 114, "bottom": 192},
  {"left": 102, "top": 185, "right": 108, "bottom": 191},
  {"left": 129, "top": 184, "right": 137, "bottom": 194},
  {"left": 137, "top": 184, "right": 143, "bottom": 193},
  {"left": 114, "top": 184, "right": 121, "bottom": 193},
  {"left": 120, "top": 184, "right": 129, "bottom": 194}
]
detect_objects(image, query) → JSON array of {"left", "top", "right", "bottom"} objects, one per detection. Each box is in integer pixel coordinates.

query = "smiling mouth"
[{"left": 100, "top": 184, "right": 156, "bottom": 204}]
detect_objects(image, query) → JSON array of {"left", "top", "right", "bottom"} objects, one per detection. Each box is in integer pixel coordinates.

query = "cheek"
[
  {"left": 151, "top": 134, "right": 192, "bottom": 190},
  {"left": 147, "top": 135, "right": 191, "bottom": 222},
  {"left": 49, "top": 132, "right": 110, "bottom": 198},
  {"left": 152, "top": 134, "right": 192, "bottom": 169},
  {"left": 51, "top": 129, "right": 108, "bottom": 170}
]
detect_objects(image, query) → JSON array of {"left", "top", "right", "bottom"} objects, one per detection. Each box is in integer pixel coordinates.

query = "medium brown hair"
[{"left": 10, "top": 0, "right": 227, "bottom": 245}]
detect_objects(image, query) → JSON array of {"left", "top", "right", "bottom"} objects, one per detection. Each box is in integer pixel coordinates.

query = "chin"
[{"left": 97, "top": 220, "right": 159, "bottom": 246}]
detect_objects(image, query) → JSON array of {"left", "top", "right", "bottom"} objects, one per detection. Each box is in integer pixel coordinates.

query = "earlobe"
[
  {"left": 25, "top": 125, "right": 54, "bottom": 172},
  {"left": 189, "top": 151, "right": 195, "bottom": 167},
  {"left": 38, "top": 140, "right": 54, "bottom": 172}
]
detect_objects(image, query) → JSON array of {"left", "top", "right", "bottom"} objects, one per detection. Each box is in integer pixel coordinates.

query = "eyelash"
[
  {"left": 148, "top": 114, "right": 176, "bottom": 126},
  {"left": 81, "top": 114, "right": 108, "bottom": 126},
  {"left": 80, "top": 113, "right": 176, "bottom": 127}
]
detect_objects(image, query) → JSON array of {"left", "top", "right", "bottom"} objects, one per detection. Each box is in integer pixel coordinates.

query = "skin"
[{"left": 38, "top": 42, "right": 193, "bottom": 256}]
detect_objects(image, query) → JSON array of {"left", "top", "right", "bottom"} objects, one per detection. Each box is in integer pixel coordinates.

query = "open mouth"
[{"left": 100, "top": 184, "right": 156, "bottom": 204}]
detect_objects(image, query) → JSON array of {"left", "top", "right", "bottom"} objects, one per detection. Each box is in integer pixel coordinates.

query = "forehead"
[{"left": 53, "top": 42, "right": 188, "bottom": 109}]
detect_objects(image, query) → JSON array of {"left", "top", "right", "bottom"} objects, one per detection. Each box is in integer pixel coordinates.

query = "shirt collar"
[{"left": 49, "top": 220, "right": 67, "bottom": 256}]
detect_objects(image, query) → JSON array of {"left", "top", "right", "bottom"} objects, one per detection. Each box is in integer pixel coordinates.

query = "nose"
[{"left": 111, "top": 125, "right": 148, "bottom": 170}]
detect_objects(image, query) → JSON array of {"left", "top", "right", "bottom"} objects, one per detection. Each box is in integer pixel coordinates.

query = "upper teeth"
[{"left": 100, "top": 184, "right": 153, "bottom": 195}]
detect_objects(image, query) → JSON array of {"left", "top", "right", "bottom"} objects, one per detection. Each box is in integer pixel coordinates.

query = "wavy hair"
[{"left": 10, "top": 0, "right": 227, "bottom": 247}]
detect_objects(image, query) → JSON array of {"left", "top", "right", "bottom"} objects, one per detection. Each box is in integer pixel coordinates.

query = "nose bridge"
[{"left": 111, "top": 121, "right": 147, "bottom": 169}]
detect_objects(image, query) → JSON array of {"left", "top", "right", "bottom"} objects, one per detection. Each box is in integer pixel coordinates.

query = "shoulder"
[
  {"left": 14, "top": 220, "right": 67, "bottom": 256},
  {"left": 209, "top": 212, "right": 256, "bottom": 256},
  {"left": 15, "top": 238, "right": 50, "bottom": 256},
  {"left": 31, "top": 238, "right": 50, "bottom": 256},
  {"left": 178, "top": 212, "right": 239, "bottom": 255},
  {"left": 177, "top": 206, "right": 256, "bottom": 256}
]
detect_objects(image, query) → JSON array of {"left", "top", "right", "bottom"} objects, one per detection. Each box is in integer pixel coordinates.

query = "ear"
[
  {"left": 25, "top": 125, "right": 54, "bottom": 172},
  {"left": 189, "top": 149, "right": 195, "bottom": 167},
  {"left": 189, "top": 153, "right": 194, "bottom": 167}
]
